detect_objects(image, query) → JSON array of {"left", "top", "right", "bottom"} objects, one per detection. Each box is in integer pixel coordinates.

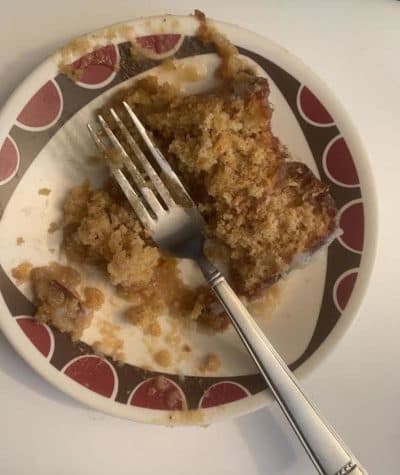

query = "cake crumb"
[
  {"left": 84, "top": 287, "right": 105, "bottom": 310},
  {"left": 200, "top": 353, "right": 221, "bottom": 373},
  {"left": 130, "top": 44, "right": 146, "bottom": 62},
  {"left": 161, "top": 58, "right": 207, "bottom": 83},
  {"left": 87, "top": 155, "right": 102, "bottom": 166},
  {"left": 38, "top": 188, "right": 51, "bottom": 196},
  {"left": 92, "top": 340, "right": 125, "bottom": 363},
  {"left": 124, "top": 300, "right": 164, "bottom": 328},
  {"left": 16, "top": 237, "right": 24, "bottom": 246},
  {"left": 125, "top": 306, "right": 145, "bottom": 325},
  {"left": 167, "top": 409, "right": 204, "bottom": 425},
  {"left": 107, "top": 147, "right": 124, "bottom": 170},
  {"left": 48, "top": 222, "right": 60, "bottom": 234},
  {"left": 93, "top": 318, "right": 125, "bottom": 362},
  {"left": 153, "top": 349, "right": 172, "bottom": 368},
  {"left": 166, "top": 389, "right": 182, "bottom": 409},
  {"left": 145, "top": 321, "right": 162, "bottom": 337},
  {"left": 11, "top": 261, "right": 32, "bottom": 284},
  {"left": 154, "top": 375, "right": 169, "bottom": 391},
  {"left": 165, "top": 332, "right": 181, "bottom": 346},
  {"left": 195, "top": 9, "right": 251, "bottom": 79},
  {"left": 98, "top": 319, "right": 121, "bottom": 333}
]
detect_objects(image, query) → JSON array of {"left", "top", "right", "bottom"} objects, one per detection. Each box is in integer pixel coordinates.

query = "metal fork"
[{"left": 88, "top": 103, "right": 366, "bottom": 475}]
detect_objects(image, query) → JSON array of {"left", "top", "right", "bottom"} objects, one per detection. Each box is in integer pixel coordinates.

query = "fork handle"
[{"left": 198, "top": 259, "right": 367, "bottom": 475}]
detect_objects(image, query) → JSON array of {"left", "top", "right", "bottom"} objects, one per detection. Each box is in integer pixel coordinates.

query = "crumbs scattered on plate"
[
  {"left": 48, "top": 222, "right": 60, "bottom": 234},
  {"left": 92, "top": 318, "right": 125, "bottom": 362},
  {"left": 199, "top": 353, "right": 221, "bottom": 373},
  {"left": 11, "top": 261, "right": 32, "bottom": 284},
  {"left": 153, "top": 349, "right": 172, "bottom": 368},
  {"left": 38, "top": 188, "right": 51, "bottom": 196}
]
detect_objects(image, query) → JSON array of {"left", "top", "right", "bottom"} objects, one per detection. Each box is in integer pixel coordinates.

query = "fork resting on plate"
[{"left": 88, "top": 103, "right": 367, "bottom": 475}]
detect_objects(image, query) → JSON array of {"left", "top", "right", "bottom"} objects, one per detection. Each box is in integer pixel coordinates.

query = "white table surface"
[{"left": 0, "top": 1, "right": 399, "bottom": 474}]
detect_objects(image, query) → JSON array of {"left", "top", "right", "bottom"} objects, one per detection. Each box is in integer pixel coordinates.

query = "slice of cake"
[{"left": 120, "top": 74, "right": 337, "bottom": 296}]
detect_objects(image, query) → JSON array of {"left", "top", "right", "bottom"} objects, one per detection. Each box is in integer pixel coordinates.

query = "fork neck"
[{"left": 196, "top": 255, "right": 224, "bottom": 288}]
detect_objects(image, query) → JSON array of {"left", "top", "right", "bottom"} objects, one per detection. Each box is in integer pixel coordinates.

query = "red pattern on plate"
[
  {"left": 63, "top": 356, "right": 117, "bottom": 398},
  {"left": 16, "top": 317, "right": 53, "bottom": 358},
  {"left": 335, "top": 271, "right": 358, "bottom": 312},
  {"left": 299, "top": 86, "right": 334, "bottom": 125},
  {"left": 199, "top": 382, "right": 249, "bottom": 408},
  {"left": 72, "top": 45, "right": 119, "bottom": 86},
  {"left": 129, "top": 377, "right": 186, "bottom": 410},
  {"left": 17, "top": 80, "right": 62, "bottom": 129},
  {"left": 339, "top": 201, "right": 364, "bottom": 253},
  {"left": 0, "top": 136, "right": 19, "bottom": 183},
  {"left": 324, "top": 137, "right": 359, "bottom": 186},
  {"left": 136, "top": 34, "right": 182, "bottom": 55}
]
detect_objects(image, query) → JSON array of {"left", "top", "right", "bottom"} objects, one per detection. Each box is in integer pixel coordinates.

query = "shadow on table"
[
  {"left": 0, "top": 330, "right": 83, "bottom": 409},
  {"left": 235, "top": 403, "right": 299, "bottom": 474}
]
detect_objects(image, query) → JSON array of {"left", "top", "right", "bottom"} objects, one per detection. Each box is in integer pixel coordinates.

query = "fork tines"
[{"left": 87, "top": 102, "right": 193, "bottom": 230}]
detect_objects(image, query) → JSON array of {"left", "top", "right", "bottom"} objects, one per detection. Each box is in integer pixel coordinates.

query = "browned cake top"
[{"left": 118, "top": 75, "right": 337, "bottom": 295}]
